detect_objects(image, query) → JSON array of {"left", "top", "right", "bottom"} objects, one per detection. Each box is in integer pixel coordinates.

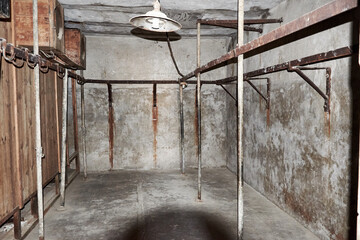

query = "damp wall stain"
[{"left": 223, "top": 0, "right": 354, "bottom": 239}]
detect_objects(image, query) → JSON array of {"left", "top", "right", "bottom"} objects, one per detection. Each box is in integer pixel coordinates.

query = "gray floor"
[{"left": 26, "top": 168, "right": 318, "bottom": 240}]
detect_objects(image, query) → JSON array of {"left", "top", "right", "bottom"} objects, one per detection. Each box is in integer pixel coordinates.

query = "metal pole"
[
  {"left": 179, "top": 84, "right": 185, "bottom": 174},
  {"left": 237, "top": 0, "right": 244, "bottom": 238},
  {"left": 197, "top": 22, "right": 202, "bottom": 200},
  {"left": 33, "top": 0, "right": 44, "bottom": 239},
  {"left": 60, "top": 69, "right": 68, "bottom": 207},
  {"left": 80, "top": 70, "right": 87, "bottom": 179}
]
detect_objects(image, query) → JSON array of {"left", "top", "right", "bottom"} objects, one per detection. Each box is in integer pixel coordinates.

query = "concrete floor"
[{"left": 26, "top": 168, "right": 319, "bottom": 240}]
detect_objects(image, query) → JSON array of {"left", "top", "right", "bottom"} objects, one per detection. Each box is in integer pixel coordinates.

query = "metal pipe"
[
  {"left": 80, "top": 70, "right": 87, "bottom": 178},
  {"left": 83, "top": 79, "right": 217, "bottom": 85},
  {"left": 33, "top": 0, "right": 44, "bottom": 239},
  {"left": 60, "top": 69, "right": 69, "bottom": 208},
  {"left": 237, "top": 0, "right": 244, "bottom": 238},
  {"left": 179, "top": 84, "right": 185, "bottom": 174},
  {"left": 219, "top": 84, "right": 237, "bottom": 104},
  {"left": 180, "top": 0, "right": 357, "bottom": 82},
  {"left": 290, "top": 67, "right": 328, "bottom": 100},
  {"left": 246, "top": 80, "right": 268, "bottom": 102},
  {"left": 197, "top": 22, "right": 202, "bottom": 201},
  {"left": 107, "top": 84, "right": 114, "bottom": 170}
]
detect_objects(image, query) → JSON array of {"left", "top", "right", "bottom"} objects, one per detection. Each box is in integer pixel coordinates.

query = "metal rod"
[
  {"left": 246, "top": 80, "right": 268, "bottom": 102},
  {"left": 244, "top": 26, "right": 263, "bottom": 33},
  {"left": 290, "top": 67, "right": 328, "bottom": 100},
  {"left": 107, "top": 84, "right": 114, "bottom": 170},
  {"left": 80, "top": 70, "right": 87, "bottom": 178},
  {"left": 198, "top": 18, "right": 283, "bottom": 26},
  {"left": 71, "top": 76, "right": 80, "bottom": 172},
  {"left": 238, "top": 0, "right": 244, "bottom": 238},
  {"left": 83, "top": 79, "right": 217, "bottom": 85},
  {"left": 179, "top": 84, "right": 185, "bottom": 174},
  {"left": 219, "top": 84, "right": 237, "bottom": 103},
  {"left": 180, "top": 0, "right": 357, "bottom": 82},
  {"left": 197, "top": 22, "right": 202, "bottom": 201},
  {"left": 33, "top": 0, "right": 44, "bottom": 238},
  {"left": 60, "top": 69, "right": 69, "bottom": 208},
  {"left": 13, "top": 208, "right": 21, "bottom": 239}
]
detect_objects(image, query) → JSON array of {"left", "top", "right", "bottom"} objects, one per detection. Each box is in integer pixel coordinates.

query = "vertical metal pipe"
[
  {"left": 60, "top": 69, "right": 68, "bottom": 207},
  {"left": 80, "top": 70, "right": 87, "bottom": 178},
  {"left": 179, "top": 84, "right": 185, "bottom": 174},
  {"left": 107, "top": 83, "right": 114, "bottom": 170},
  {"left": 237, "top": 0, "right": 245, "bottom": 239},
  {"left": 33, "top": 0, "right": 44, "bottom": 239},
  {"left": 197, "top": 22, "right": 202, "bottom": 200}
]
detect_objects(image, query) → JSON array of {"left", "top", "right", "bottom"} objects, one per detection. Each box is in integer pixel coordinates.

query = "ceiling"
[{"left": 59, "top": 0, "right": 285, "bottom": 37}]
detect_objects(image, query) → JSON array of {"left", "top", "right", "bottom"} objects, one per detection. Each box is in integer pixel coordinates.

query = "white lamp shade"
[{"left": 129, "top": 1, "right": 182, "bottom": 32}]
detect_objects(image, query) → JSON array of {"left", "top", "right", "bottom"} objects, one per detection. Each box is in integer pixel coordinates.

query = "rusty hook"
[
  {"left": 24, "top": 48, "right": 37, "bottom": 68},
  {"left": 2, "top": 42, "right": 16, "bottom": 63},
  {"left": 39, "top": 59, "right": 49, "bottom": 73},
  {"left": 57, "top": 65, "right": 65, "bottom": 78}
]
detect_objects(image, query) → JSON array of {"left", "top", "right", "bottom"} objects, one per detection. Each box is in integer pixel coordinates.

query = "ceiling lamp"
[{"left": 129, "top": 0, "right": 182, "bottom": 32}]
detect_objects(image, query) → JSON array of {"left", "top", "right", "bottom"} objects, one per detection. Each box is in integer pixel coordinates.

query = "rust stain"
[
  {"left": 259, "top": 85, "right": 262, "bottom": 110},
  {"left": 266, "top": 108, "right": 270, "bottom": 128},
  {"left": 108, "top": 107, "right": 114, "bottom": 169},
  {"left": 152, "top": 84, "right": 158, "bottom": 168},
  {"left": 108, "top": 84, "right": 114, "bottom": 170},
  {"left": 194, "top": 90, "right": 199, "bottom": 154},
  {"left": 282, "top": 188, "right": 314, "bottom": 223}
]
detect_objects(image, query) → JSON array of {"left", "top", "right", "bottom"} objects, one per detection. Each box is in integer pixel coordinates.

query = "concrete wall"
[
  {"left": 78, "top": 35, "right": 231, "bottom": 171},
  {"left": 225, "top": 0, "right": 357, "bottom": 239}
]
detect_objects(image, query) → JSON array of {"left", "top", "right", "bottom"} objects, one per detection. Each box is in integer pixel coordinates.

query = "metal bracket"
[
  {"left": 245, "top": 78, "right": 271, "bottom": 111},
  {"left": 218, "top": 84, "right": 238, "bottom": 106},
  {"left": 288, "top": 66, "right": 331, "bottom": 113}
]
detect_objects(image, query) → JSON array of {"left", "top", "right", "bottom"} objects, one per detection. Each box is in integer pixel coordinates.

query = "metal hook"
[
  {"left": 39, "top": 59, "right": 49, "bottom": 73},
  {"left": 57, "top": 65, "right": 65, "bottom": 78},
  {"left": 24, "top": 48, "right": 37, "bottom": 68},
  {"left": 2, "top": 42, "right": 16, "bottom": 63},
  {"left": 12, "top": 57, "right": 24, "bottom": 68}
]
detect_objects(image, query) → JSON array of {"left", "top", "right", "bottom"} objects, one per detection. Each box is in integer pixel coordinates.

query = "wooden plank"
[
  {"left": 13, "top": 0, "right": 65, "bottom": 54},
  {"left": 40, "top": 70, "right": 60, "bottom": 183},
  {"left": 58, "top": 29, "right": 86, "bottom": 70},
  {"left": 17, "top": 65, "right": 37, "bottom": 204},
  {"left": 0, "top": 20, "right": 18, "bottom": 223}
]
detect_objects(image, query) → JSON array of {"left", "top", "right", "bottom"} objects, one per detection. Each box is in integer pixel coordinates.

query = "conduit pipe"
[
  {"left": 196, "top": 22, "right": 202, "bottom": 200},
  {"left": 237, "top": 0, "right": 244, "bottom": 238},
  {"left": 80, "top": 70, "right": 87, "bottom": 178},
  {"left": 60, "top": 69, "right": 69, "bottom": 207},
  {"left": 33, "top": 0, "right": 44, "bottom": 239}
]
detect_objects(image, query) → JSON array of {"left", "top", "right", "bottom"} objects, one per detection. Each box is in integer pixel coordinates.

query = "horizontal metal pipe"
[
  {"left": 83, "top": 79, "right": 217, "bottom": 85},
  {"left": 197, "top": 18, "right": 283, "bottom": 26},
  {"left": 180, "top": 0, "right": 357, "bottom": 82}
]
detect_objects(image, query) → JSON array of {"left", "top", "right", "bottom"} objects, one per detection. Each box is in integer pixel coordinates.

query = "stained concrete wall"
[
  {"left": 225, "top": 0, "right": 357, "bottom": 239},
  {"left": 78, "top": 35, "right": 231, "bottom": 171}
]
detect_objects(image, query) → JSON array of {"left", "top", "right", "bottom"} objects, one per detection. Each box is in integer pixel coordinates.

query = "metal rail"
[
  {"left": 180, "top": 0, "right": 357, "bottom": 82},
  {"left": 0, "top": 38, "right": 84, "bottom": 82}
]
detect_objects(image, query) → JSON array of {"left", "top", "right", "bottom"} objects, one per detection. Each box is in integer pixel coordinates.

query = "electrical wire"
[{"left": 166, "top": 32, "right": 184, "bottom": 78}]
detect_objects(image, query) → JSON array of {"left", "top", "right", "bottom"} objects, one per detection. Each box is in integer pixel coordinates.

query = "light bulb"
[{"left": 152, "top": 17, "right": 160, "bottom": 29}]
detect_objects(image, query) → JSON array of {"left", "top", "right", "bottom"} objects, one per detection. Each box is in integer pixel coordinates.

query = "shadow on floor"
[{"left": 110, "top": 209, "right": 233, "bottom": 240}]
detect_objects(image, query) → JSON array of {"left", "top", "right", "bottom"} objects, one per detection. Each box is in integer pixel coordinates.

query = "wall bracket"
[
  {"left": 288, "top": 66, "right": 331, "bottom": 113},
  {"left": 245, "top": 78, "right": 271, "bottom": 111}
]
